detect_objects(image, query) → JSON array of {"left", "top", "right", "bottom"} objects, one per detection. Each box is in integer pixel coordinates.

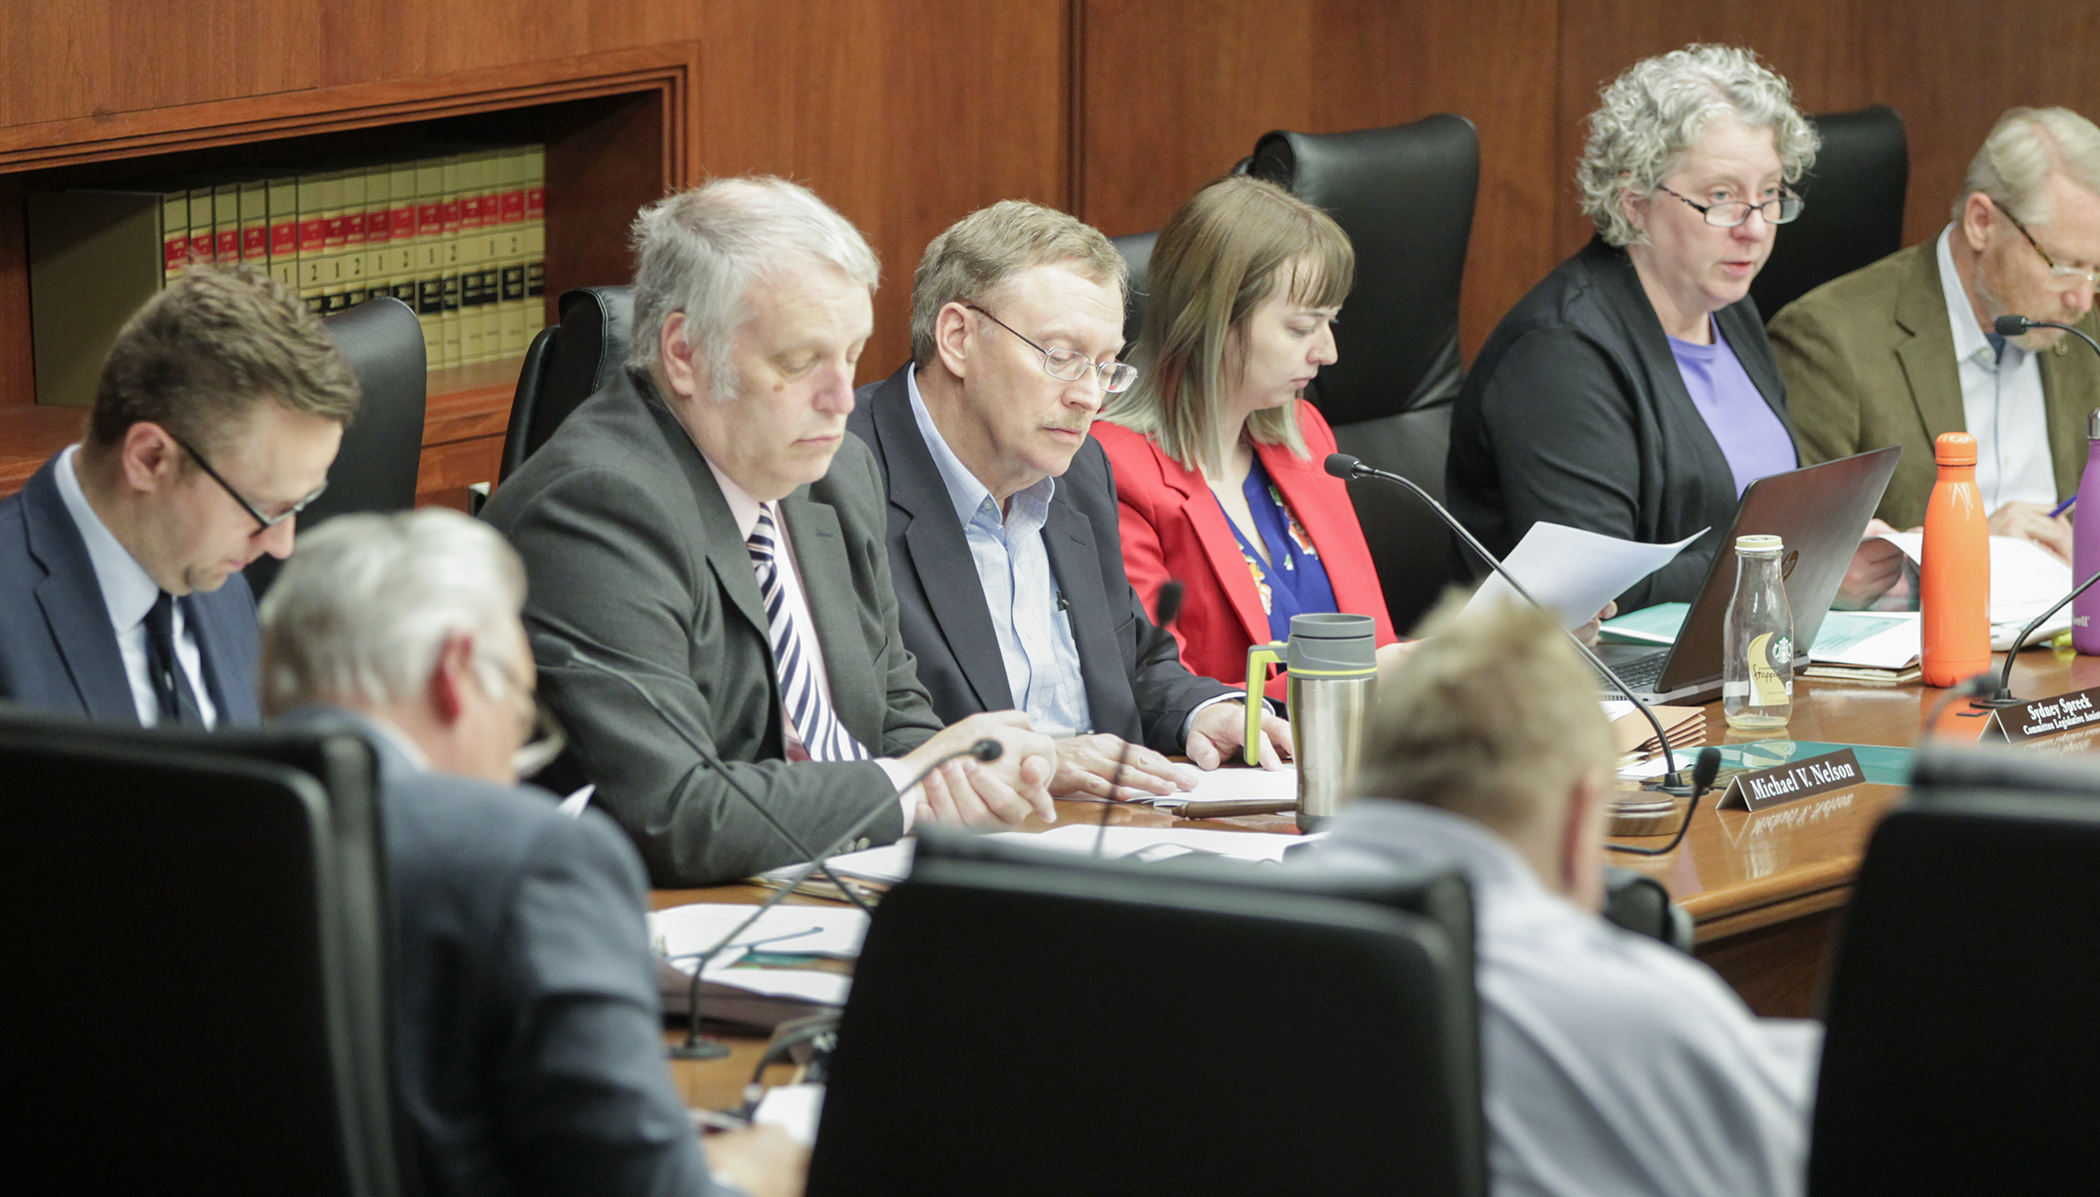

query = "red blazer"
[{"left": 1093, "top": 404, "right": 1398, "bottom": 702}]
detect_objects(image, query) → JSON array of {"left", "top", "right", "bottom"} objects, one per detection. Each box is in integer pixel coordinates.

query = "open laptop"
[{"left": 1594, "top": 446, "right": 1901, "bottom": 704}]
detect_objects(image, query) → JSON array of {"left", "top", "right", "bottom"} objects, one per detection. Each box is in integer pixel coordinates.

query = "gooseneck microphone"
[
  {"left": 664, "top": 735, "right": 1002, "bottom": 1059},
  {"left": 1606, "top": 747, "right": 1720, "bottom": 857},
  {"left": 1973, "top": 567, "right": 2100, "bottom": 707},
  {"left": 1995, "top": 313, "right": 2100, "bottom": 360},
  {"left": 1324, "top": 454, "right": 1687, "bottom": 795},
  {"left": 532, "top": 634, "right": 882, "bottom": 914}
]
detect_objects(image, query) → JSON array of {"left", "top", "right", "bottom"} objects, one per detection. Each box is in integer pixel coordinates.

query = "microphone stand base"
[
  {"left": 1968, "top": 694, "right": 2025, "bottom": 709},
  {"left": 1610, "top": 794, "right": 1684, "bottom": 838},
  {"left": 668, "top": 1038, "right": 733, "bottom": 1061}
]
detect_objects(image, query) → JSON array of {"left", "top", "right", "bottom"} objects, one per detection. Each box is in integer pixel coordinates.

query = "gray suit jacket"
[
  {"left": 277, "top": 707, "right": 718, "bottom": 1197},
  {"left": 482, "top": 368, "right": 942, "bottom": 886},
  {"left": 848, "top": 365, "right": 1230, "bottom": 754},
  {"left": 1770, "top": 237, "right": 2100, "bottom": 528}
]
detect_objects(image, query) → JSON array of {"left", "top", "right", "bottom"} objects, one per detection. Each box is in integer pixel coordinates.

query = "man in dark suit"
[
  {"left": 256, "top": 507, "right": 799, "bottom": 1197},
  {"left": 850, "top": 201, "right": 1289, "bottom": 802},
  {"left": 483, "top": 178, "right": 1055, "bottom": 886},
  {"left": 0, "top": 265, "right": 356, "bottom": 726}
]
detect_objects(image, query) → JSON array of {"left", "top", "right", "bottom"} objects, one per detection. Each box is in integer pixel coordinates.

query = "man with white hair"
[
  {"left": 257, "top": 508, "right": 799, "bottom": 1197},
  {"left": 1774, "top": 106, "right": 2100, "bottom": 566},
  {"left": 1308, "top": 597, "right": 1820, "bottom": 1197},
  {"left": 482, "top": 177, "right": 1056, "bottom": 886}
]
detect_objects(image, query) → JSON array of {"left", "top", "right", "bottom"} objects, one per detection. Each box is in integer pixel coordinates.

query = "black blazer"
[
  {"left": 1446, "top": 238, "right": 1796, "bottom": 610},
  {"left": 0, "top": 454, "right": 260, "bottom": 725},
  {"left": 848, "top": 365, "right": 1231, "bottom": 755}
]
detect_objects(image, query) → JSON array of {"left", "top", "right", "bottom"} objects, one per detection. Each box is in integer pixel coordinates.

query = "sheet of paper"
[
  {"left": 1617, "top": 756, "right": 1675, "bottom": 780},
  {"left": 555, "top": 784, "right": 593, "bottom": 817},
  {"left": 996, "top": 823, "right": 1317, "bottom": 863},
  {"left": 1599, "top": 601, "right": 1690, "bottom": 645},
  {"left": 753, "top": 1083, "right": 826, "bottom": 1145},
  {"left": 691, "top": 965, "right": 852, "bottom": 1007},
  {"left": 1808, "top": 611, "right": 1921, "bottom": 668},
  {"left": 1874, "top": 531, "right": 2071, "bottom": 625},
  {"left": 1466, "top": 523, "right": 1707, "bottom": 629},
  {"left": 1144, "top": 765, "right": 1297, "bottom": 808},
  {"left": 761, "top": 841, "right": 916, "bottom": 887},
  {"left": 650, "top": 903, "right": 869, "bottom": 967}
]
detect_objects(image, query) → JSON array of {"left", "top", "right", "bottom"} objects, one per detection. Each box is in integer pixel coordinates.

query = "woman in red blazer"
[{"left": 1095, "top": 176, "right": 1402, "bottom": 703}]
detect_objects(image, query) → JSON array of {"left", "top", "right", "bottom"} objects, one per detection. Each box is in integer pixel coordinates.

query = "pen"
[
  {"left": 2051, "top": 495, "right": 2076, "bottom": 519},
  {"left": 1170, "top": 798, "right": 1299, "bottom": 819}
]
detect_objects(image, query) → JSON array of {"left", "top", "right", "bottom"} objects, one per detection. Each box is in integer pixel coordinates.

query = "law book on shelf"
[
  {"left": 296, "top": 170, "right": 329, "bottom": 316},
  {"left": 212, "top": 183, "right": 241, "bottom": 266},
  {"left": 363, "top": 163, "right": 393, "bottom": 304},
  {"left": 336, "top": 167, "right": 367, "bottom": 313},
  {"left": 186, "top": 188, "right": 217, "bottom": 269},
  {"left": 266, "top": 175, "right": 299, "bottom": 290},
  {"left": 455, "top": 150, "right": 491, "bottom": 364},
  {"left": 238, "top": 179, "right": 269, "bottom": 264},
  {"left": 471, "top": 148, "right": 504, "bottom": 363},
  {"left": 439, "top": 154, "right": 465, "bottom": 367},
  {"left": 387, "top": 161, "right": 418, "bottom": 306},
  {"left": 161, "top": 186, "right": 190, "bottom": 285},
  {"left": 413, "top": 156, "right": 447, "bottom": 363},
  {"left": 525, "top": 145, "right": 546, "bottom": 313},
  {"left": 495, "top": 146, "right": 531, "bottom": 357}
]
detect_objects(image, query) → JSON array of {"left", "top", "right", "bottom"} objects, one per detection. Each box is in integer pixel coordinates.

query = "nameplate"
[
  {"left": 1979, "top": 686, "right": 2100, "bottom": 745},
  {"left": 1715, "top": 748, "right": 1865, "bottom": 813}
]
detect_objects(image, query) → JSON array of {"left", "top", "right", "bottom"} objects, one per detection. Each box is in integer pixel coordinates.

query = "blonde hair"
[
  {"left": 1956, "top": 106, "right": 2100, "bottom": 224},
  {"left": 910, "top": 200, "right": 1125, "bottom": 368},
  {"left": 1355, "top": 594, "right": 1616, "bottom": 838},
  {"left": 1576, "top": 44, "right": 1818, "bottom": 248},
  {"left": 1101, "top": 176, "right": 1352, "bottom": 477}
]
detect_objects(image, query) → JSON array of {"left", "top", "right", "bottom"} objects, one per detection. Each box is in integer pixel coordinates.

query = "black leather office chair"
[
  {"left": 1808, "top": 748, "right": 2100, "bottom": 1194},
  {"left": 810, "top": 831, "right": 1485, "bottom": 1195},
  {"left": 1108, "top": 229, "right": 1158, "bottom": 352},
  {"left": 246, "top": 295, "right": 427, "bottom": 596},
  {"left": 499, "top": 285, "right": 634, "bottom": 481},
  {"left": 1750, "top": 105, "right": 1907, "bottom": 321},
  {"left": 1250, "top": 115, "right": 1480, "bottom": 635},
  {"left": 0, "top": 710, "right": 404, "bottom": 1195}
]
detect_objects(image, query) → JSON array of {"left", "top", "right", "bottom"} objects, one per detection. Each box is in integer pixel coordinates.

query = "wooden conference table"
[{"left": 653, "top": 646, "right": 2100, "bottom": 1108}]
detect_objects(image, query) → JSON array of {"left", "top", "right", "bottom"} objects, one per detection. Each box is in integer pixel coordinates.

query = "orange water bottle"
[{"left": 1920, "top": 431, "right": 1991, "bottom": 687}]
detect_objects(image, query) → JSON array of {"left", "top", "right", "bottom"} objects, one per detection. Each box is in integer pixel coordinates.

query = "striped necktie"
[{"left": 746, "top": 507, "right": 869, "bottom": 762}]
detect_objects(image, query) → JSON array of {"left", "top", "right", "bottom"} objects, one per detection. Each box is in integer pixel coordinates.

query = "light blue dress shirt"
[{"left": 906, "top": 366, "right": 1094, "bottom": 737}]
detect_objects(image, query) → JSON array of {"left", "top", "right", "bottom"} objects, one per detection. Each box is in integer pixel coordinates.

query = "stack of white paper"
[{"left": 1466, "top": 522, "right": 1706, "bottom": 628}]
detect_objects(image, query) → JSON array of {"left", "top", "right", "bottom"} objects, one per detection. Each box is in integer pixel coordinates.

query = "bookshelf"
[{"left": 0, "top": 42, "right": 698, "bottom": 509}]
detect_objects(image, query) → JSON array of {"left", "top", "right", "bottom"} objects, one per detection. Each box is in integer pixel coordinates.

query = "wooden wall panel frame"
[{"left": 0, "top": 42, "right": 699, "bottom": 185}]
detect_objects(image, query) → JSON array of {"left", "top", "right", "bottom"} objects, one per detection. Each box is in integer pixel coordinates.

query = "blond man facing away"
[{"left": 1305, "top": 598, "right": 1820, "bottom": 1197}]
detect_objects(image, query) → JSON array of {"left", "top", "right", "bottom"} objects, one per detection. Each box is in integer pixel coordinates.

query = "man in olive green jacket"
[{"left": 1772, "top": 106, "right": 2100, "bottom": 564}]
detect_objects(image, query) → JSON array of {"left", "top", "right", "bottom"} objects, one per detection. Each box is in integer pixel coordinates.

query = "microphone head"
[
  {"left": 1154, "top": 580, "right": 1185, "bottom": 630},
  {"left": 1692, "top": 747, "right": 1722, "bottom": 793},
  {"left": 970, "top": 738, "right": 1003, "bottom": 762},
  {"left": 1995, "top": 313, "right": 2035, "bottom": 337},
  {"left": 1324, "top": 453, "right": 1362, "bottom": 480},
  {"left": 528, "top": 633, "right": 576, "bottom": 669}
]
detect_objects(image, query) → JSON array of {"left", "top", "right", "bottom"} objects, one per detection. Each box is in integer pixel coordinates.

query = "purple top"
[{"left": 1668, "top": 320, "right": 1797, "bottom": 497}]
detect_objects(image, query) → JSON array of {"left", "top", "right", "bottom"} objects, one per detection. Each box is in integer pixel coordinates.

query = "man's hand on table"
[
  {"left": 1835, "top": 519, "right": 1910, "bottom": 609},
  {"left": 707, "top": 1124, "right": 808, "bottom": 1197},
  {"left": 1048, "top": 733, "right": 1199, "bottom": 801},
  {"left": 1184, "top": 702, "right": 1292, "bottom": 770},
  {"left": 903, "top": 710, "right": 1056, "bottom": 829},
  {"left": 1989, "top": 500, "right": 2074, "bottom": 562}
]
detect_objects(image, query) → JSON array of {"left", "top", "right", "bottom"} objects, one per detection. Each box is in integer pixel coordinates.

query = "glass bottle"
[{"left": 1723, "top": 534, "right": 1793, "bottom": 730}]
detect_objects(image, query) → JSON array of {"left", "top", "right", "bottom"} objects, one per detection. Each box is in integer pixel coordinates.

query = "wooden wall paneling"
[
  {"left": 0, "top": 183, "right": 30, "bottom": 412},
  {"left": 0, "top": 1, "right": 318, "bottom": 130},
  {"left": 316, "top": 0, "right": 706, "bottom": 90},
  {"left": 537, "top": 88, "right": 679, "bottom": 320},
  {"left": 1077, "top": 0, "right": 1314, "bottom": 241},
  {"left": 698, "top": 0, "right": 1071, "bottom": 376},
  {"left": 1305, "top": 0, "right": 1560, "bottom": 360},
  {"left": 1881, "top": 2, "right": 2100, "bottom": 249}
]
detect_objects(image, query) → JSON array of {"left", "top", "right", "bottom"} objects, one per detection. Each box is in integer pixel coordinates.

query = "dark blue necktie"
[{"left": 142, "top": 591, "right": 205, "bottom": 725}]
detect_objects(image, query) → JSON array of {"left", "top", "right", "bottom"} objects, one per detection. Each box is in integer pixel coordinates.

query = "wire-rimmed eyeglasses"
[
  {"left": 1993, "top": 198, "right": 2100, "bottom": 290},
  {"left": 965, "top": 304, "right": 1137, "bottom": 393}
]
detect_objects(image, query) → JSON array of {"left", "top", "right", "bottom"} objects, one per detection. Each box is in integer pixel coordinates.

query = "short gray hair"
[
  {"left": 626, "top": 177, "right": 880, "bottom": 399},
  {"left": 909, "top": 200, "right": 1126, "bottom": 368},
  {"left": 1576, "top": 44, "right": 1818, "bottom": 248},
  {"left": 1955, "top": 107, "right": 2100, "bottom": 224},
  {"left": 257, "top": 509, "right": 526, "bottom": 715}
]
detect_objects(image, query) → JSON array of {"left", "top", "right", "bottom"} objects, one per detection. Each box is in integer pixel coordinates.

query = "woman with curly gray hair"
[{"left": 1445, "top": 44, "right": 1879, "bottom": 611}]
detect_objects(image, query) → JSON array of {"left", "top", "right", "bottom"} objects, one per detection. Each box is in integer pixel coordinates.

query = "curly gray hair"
[{"left": 1576, "top": 44, "right": 1819, "bottom": 248}]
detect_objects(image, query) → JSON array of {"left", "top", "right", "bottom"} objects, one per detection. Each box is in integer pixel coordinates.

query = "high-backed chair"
[
  {"left": 499, "top": 286, "right": 634, "bottom": 482},
  {"left": 1808, "top": 748, "right": 2100, "bottom": 1193},
  {"left": 0, "top": 709, "right": 403, "bottom": 1195},
  {"left": 1250, "top": 115, "right": 1479, "bottom": 634},
  {"left": 1109, "top": 229, "right": 1158, "bottom": 351},
  {"left": 810, "top": 831, "right": 1484, "bottom": 1195},
  {"left": 1750, "top": 105, "right": 1907, "bottom": 321},
  {"left": 246, "top": 295, "right": 427, "bottom": 595}
]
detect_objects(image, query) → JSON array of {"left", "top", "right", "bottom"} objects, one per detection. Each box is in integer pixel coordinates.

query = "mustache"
[{"left": 1044, "top": 416, "right": 1095, "bottom": 435}]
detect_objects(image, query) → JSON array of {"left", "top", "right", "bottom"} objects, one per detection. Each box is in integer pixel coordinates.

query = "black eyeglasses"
[
  {"left": 167, "top": 430, "right": 328, "bottom": 536},
  {"left": 965, "top": 305, "right": 1137, "bottom": 393},
  {"left": 1656, "top": 185, "right": 1804, "bottom": 228},
  {"left": 1993, "top": 199, "right": 2100, "bottom": 290},
  {"left": 480, "top": 652, "right": 567, "bottom": 780}
]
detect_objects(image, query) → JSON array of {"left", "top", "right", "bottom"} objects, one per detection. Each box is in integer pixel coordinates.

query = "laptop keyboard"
[{"left": 1599, "top": 651, "right": 1668, "bottom": 694}]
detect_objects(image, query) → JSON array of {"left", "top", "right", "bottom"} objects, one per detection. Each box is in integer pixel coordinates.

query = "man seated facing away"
[
  {"left": 0, "top": 265, "right": 356, "bottom": 725},
  {"left": 849, "top": 201, "right": 1290, "bottom": 802},
  {"left": 1773, "top": 106, "right": 2100, "bottom": 577},
  {"left": 1308, "top": 599, "right": 1818, "bottom": 1197},
  {"left": 482, "top": 177, "right": 1056, "bottom": 886},
  {"left": 257, "top": 508, "right": 801, "bottom": 1197}
]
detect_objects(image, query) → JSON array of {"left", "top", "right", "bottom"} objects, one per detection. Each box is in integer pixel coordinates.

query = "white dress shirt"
[
  {"left": 1939, "top": 225, "right": 2057, "bottom": 510},
  {"left": 51, "top": 444, "right": 219, "bottom": 728},
  {"left": 1314, "top": 800, "right": 1821, "bottom": 1197},
  {"left": 702, "top": 456, "right": 919, "bottom": 827}
]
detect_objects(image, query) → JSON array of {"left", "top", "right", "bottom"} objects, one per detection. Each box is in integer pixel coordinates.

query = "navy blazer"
[
  {"left": 847, "top": 364, "right": 1231, "bottom": 755},
  {"left": 276, "top": 707, "right": 721, "bottom": 1197},
  {"left": 0, "top": 454, "right": 260, "bottom": 724}
]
